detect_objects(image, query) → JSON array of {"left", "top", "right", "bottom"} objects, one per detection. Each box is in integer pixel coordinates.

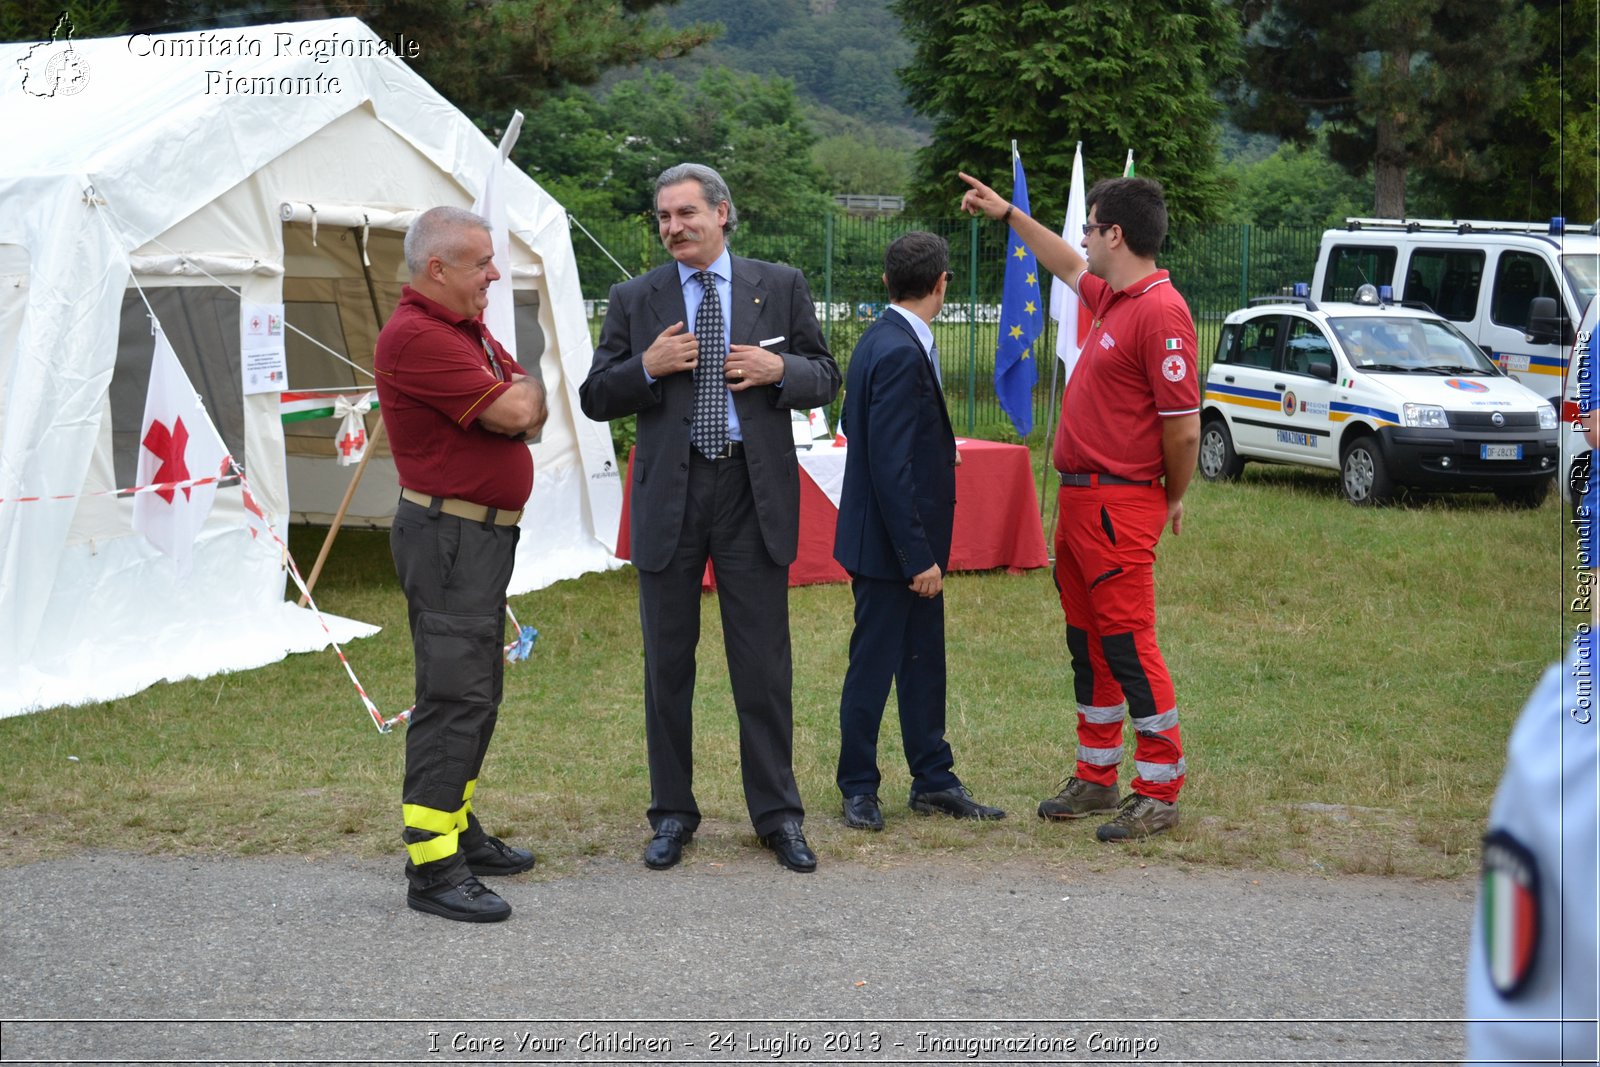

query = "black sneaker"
[
  {"left": 461, "top": 834, "right": 537, "bottom": 877},
  {"left": 407, "top": 874, "right": 511, "bottom": 923}
]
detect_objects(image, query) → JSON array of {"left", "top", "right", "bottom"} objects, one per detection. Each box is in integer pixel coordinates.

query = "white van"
[
  {"left": 1201, "top": 289, "right": 1559, "bottom": 506},
  {"left": 1558, "top": 297, "right": 1600, "bottom": 506},
  {"left": 1311, "top": 218, "right": 1600, "bottom": 408}
]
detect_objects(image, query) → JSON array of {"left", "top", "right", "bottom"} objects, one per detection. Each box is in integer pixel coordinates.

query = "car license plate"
[{"left": 1480, "top": 443, "right": 1523, "bottom": 460}]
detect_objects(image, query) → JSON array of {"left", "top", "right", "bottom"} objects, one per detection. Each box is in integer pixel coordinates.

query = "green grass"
[{"left": 0, "top": 464, "right": 1570, "bottom": 879}]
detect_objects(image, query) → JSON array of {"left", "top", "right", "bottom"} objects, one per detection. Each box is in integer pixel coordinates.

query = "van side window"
[
  {"left": 1321, "top": 245, "right": 1397, "bottom": 302},
  {"left": 1406, "top": 249, "right": 1484, "bottom": 321},
  {"left": 1491, "top": 251, "right": 1560, "bottom": 330},
  {"left": 1282, "top": 318, "right": 1334, "bottom": 375}
]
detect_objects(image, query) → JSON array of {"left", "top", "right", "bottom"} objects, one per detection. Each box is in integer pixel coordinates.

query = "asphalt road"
[{"left": 0, "top": 852, "right": 1474, "bottom": 1065}]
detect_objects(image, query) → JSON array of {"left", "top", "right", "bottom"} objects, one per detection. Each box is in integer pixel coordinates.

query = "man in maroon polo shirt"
[
  {"left": 375, "top": 206, "right": 547, "bottom": 922},
  {"left": 959, "top": 172, "right": 1200, "bottom": 842}
]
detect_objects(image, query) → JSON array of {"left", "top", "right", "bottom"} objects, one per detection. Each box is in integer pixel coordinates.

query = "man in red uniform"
[
  {"left": 959, "top": 172, "right": 1200, "bottom": 841},
  {"left": 375, "top": 206, "right": 548, "bottom": 921}
]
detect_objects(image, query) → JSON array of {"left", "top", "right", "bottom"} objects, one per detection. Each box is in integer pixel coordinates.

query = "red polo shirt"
[
  {"left": 1053, "top": 269, "right": 1200, "bottom": 483},
  {"left": 375, "top": 286, "right": 533, "bottom": 511}
]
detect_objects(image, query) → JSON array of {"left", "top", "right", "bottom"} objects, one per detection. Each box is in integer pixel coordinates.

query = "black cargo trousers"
[{"left": 390, "top": 495, "right": 520, "bottom": 889}]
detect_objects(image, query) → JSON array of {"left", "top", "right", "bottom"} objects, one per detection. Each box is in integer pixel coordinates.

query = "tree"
[
  {"left": 1421, "top": 0, "right": 1598, "bottom": 221},
  {"left": 520, "top": 68, "right": 835, "bottom": 229},
  {"left": 1225, "top": 137, "right": 1373, "bottom": 229},
  {"left": 1227, "top": 0, "right": 1536, "bottom": 217},
  {"left": 892, "top": 0, "right": 1239, "bottom": 228}
]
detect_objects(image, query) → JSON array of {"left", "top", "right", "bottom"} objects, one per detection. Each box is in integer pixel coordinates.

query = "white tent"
[{"left": 0, "top": 17, "right": 624, "bottom": 718}]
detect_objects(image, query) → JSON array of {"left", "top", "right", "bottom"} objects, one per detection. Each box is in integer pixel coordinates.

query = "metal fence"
[{"left": 572, "top": 214, "right": 1323, "bottom": 441}]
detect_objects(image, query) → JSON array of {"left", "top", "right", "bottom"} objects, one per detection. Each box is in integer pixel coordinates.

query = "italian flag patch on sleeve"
[
  {"left": 1165, "top": 338, "right": 1183, "bottom": 351},
  {"left": 1481, "top": 828, "right": 1540, "bottom": 998}
]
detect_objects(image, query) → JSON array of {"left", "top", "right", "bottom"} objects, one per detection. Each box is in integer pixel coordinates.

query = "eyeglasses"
[{"left": 1082, "top": 222, "right": 1116, "bottom": 236}]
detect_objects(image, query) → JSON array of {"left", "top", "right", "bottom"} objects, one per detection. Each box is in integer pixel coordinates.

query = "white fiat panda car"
[{"left": 1200, "top": 287, "right": 1560, "bottom": 506}]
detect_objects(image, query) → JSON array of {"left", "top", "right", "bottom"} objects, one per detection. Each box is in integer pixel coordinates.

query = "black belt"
[
  {"left": 1058, "top": 471, "right": 1154, "bottom": 488},
  {"left": 695, "top": 440, "right": 745, "bottom": 461}
]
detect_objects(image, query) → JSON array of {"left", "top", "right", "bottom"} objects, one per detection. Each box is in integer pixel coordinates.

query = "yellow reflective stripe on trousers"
[
  {"left": 458, "top": 779, "right": 478, "bottom": 830},
  {"left": 403, "top": 802, "right": 460, "bottom": 836},
  {"left": 406, "top": 830, "right": 460, "bottom": 866}
]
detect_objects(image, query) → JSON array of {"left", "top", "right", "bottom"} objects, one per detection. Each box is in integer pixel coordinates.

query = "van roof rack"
[{"left": 1342, "top": 216, "right": 1576, "bottom": 236}]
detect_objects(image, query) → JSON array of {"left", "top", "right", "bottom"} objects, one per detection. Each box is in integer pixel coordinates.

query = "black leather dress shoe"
[
  {"left": 643, "top": 818, "right": 693, "bottom": 870},
  {"left": 461, "top": 834, "right": 537, "bottom": 877},
  {"left": 407, "top": 874, "right": 511, "bottom": 923},
  {"left": 909, "top": 784, "right": 1007, "bottom": 820},
  {"left": 842, "top": 793, "right": 884, "bottom": 831},
  {"left": 760, "top": 820, "right": 818, "bottom": 872}
]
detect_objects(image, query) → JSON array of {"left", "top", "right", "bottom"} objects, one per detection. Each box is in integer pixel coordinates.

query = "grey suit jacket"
[{"left": 579, "top": 256, "right": 840, "bottom": 572}]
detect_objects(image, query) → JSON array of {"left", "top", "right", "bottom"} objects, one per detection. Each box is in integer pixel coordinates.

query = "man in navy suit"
[
  {"left": 579, "top": 163, "right": 840, "bottom": 873},
  {"left": 832, "top": 232, "right": 1006, "bottom": 831}
]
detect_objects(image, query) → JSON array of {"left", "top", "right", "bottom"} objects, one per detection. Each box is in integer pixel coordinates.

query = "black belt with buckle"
[
  {"left": 1058, "top": 471, "right": 1154, "bottom": 488},
  {"left": 697, "top": 440, "right": 745, "bottom": 460}
]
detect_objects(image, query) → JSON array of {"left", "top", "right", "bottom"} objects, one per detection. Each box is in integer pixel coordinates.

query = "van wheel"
[
  {"left": 1341, "top": 436, "right": 1393, "bottom": 506},
  {"left": 1198, "top": 419, "right": 1245, "bottom": 481},
  {"left": 1496, "top": 481, "right": 1551, "bottom": 509}
]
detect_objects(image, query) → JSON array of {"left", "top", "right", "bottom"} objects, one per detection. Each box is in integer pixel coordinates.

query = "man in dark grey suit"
[
  {"left": 832, "top": 231, "right": 1005, "bottom": 833},
  {"left": 579, "top": 163, "right": 840, "bottom": 873}
]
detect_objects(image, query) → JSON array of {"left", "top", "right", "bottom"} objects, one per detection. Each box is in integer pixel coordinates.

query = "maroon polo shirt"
[
  {"left": 375, "top": 286, "right": 533, "bottom": 511},
  {"left": 1053, "top": 269, "right": 1201, "bottom": 482}
]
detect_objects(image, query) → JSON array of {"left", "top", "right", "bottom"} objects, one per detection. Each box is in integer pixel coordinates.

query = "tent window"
[
  {"left": 513, "top": 290, "right": 546, "bottom": 442},
  {"left": 285, "top": 300, "right": 357, "bottom": 388},
  {"left": 111, "top": 286, "right": 245, "bottom": 489}
]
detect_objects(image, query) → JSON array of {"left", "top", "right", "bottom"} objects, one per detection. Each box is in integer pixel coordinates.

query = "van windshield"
[
  {"left": 1563, "top": 253, "right": 1599, "bottom": 307},
  {"left": 1330, "top": 316, "right": 1502, "bottom": 375}
]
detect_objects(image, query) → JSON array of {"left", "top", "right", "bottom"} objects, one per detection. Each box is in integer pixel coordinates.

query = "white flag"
[
  {"left": 472, "top": 110, "right": 524, "bottom": 363},
  {"left": 1123, "top": 150, "right": 1135, "bottom": 177},
  {"left": 132, "top": 328, "right": 229, "bottom": 577},
  {"left": 1049, "top": 142, "right": 1091, "bottom": 382}
]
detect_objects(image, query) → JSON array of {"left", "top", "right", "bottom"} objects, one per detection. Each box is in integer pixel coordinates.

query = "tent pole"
[
  {"left": 297, "top": 226, "right": 391, "bottom": 606},
  {"left": 298, "top": 416, "right": 385, "bottom": 605}
]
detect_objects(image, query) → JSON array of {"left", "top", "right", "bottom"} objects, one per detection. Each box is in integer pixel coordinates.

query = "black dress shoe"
[
  {"left": 461, "top": 834, "right": 537, "bottom": 877},
  {"left": 760, "top": 820, "right": 818, "bottom": 872},
  {"left": 842, "top": 793, "right": 884, "bottom": 831},
  {"left": 643, "top": 818, "right": 693, "bottom": 870},
  {"left": 406, "top": 874, "right": 511, "bottom": 923},
  {"left": 909, "top": 784, "right": 1007, "bottom": 820}
]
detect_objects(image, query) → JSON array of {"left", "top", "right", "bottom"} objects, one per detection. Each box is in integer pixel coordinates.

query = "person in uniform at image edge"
[
  {"left": 375, "top": 206, "right": 547, "bottom": 922},
  {"left": 1464, "top": 411, "right": 1600, "bottom": 1063},
  {"left": 833, "top": 231, "right": 1006, "bottom": 831},
  {"left": 579, "top": 163, "right": 840, "bottom": 873},
  {"left": 959, "top": 171, "right": 1198, "bottom": 841}
]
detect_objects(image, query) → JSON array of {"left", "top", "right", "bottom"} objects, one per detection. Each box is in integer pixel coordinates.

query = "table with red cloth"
[{"left": 613, "top": 438, "right": 1049, "bottom": 587}]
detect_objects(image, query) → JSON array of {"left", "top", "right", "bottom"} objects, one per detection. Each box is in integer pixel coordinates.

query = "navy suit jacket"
[
  {"left": 579, "top": 256, "right": 839, "bottom": 572},
  {"left": 832, "top": 309, "right": 956, "bottom": 581}
]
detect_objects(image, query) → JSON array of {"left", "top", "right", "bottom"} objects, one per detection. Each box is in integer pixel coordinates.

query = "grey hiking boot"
[
  {"left": 1037, "top": 776, "right": 1120, "bottom": 820},
  {"left": 1095, "top": 792, "right": 1179, "bottom": 842}
]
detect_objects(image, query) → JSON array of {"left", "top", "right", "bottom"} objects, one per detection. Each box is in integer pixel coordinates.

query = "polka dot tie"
[{"left": 691, "top": 270, "right": 729, "bottom": 458}]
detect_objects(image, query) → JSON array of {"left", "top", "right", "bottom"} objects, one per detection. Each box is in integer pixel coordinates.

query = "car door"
[
  {"left": 1484, "top": 249, "right": 1567, "bottom": 406},
  {"left": 1207, "top": 313, "right": 1284, "bottom": 457},
  {"left": 1269, "top": 315, "right": 1343, "bottom": 469}
]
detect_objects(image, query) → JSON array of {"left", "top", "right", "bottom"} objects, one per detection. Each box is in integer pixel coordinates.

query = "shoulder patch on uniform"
[
  {"left": 1481, "top": 828, "right": 1540, "bottom": 999},
  {"left": 1162, "top": 354, "right": 1187, "bottom": 382}
]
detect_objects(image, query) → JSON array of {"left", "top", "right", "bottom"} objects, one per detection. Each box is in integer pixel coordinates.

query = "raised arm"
[{"left": 958, "top": 171, "right": 1089, "bottom": 295}]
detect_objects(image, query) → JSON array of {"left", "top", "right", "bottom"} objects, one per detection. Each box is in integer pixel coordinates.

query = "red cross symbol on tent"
[
  {"left": 141, "top": 416, "right": 191, "bottom": 503},
  {"left": 338, "top": 429, "right": 366, "bottom": 458}
]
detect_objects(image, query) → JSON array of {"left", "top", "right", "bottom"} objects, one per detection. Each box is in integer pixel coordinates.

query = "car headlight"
[
  {"left": 1402, "top": 403, "right": 1450, "bottom": 428},
  {"left": 1539, "top": 403, "right": 1558, "bottom": 430}
]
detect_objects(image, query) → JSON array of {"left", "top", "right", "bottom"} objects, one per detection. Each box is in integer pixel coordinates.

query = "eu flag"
[{"left": 995, "top": 145, "right": 1041, "bottom": 436}]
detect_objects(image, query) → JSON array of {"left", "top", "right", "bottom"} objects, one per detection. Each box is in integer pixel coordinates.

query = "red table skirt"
[{"left": 614, "top": 438, "right": 1048, "bottom": 587}]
